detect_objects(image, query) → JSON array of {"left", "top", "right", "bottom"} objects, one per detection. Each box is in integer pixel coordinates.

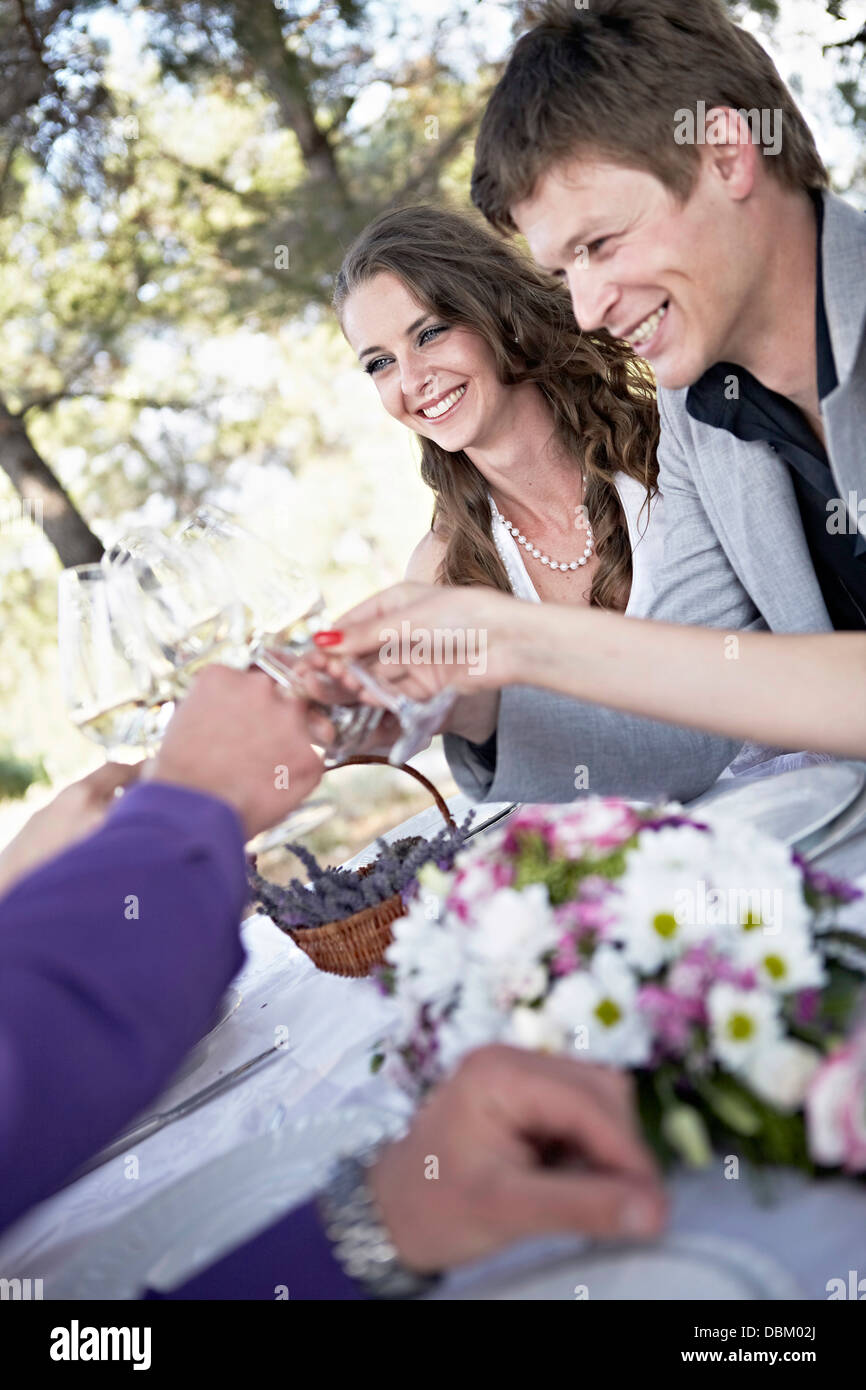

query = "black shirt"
[{"left": 685, "top": 194, "right": 866, "bottom": 630}]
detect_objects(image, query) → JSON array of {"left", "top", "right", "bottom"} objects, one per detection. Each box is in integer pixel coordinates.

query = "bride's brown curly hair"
[{"left": 333, "top": 205, "right": 659, "bottom": 611}]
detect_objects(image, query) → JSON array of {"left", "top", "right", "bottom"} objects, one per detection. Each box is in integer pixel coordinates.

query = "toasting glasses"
[
  {"left": 174, "top": 506, "right": 456, "bottom": 766},
  {"left": 59, "top": 537, "right": 334, "bottom": 844},
  {"left": 60, "top": 508, "right": 455, "bottom": 850}
]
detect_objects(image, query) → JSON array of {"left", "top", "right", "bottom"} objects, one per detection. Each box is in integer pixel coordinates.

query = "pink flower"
[
  {"left": 548, "top": 800, "right": 641, "bottom": 858},
  {"left": 448, "top": 856, "right": 512, "bottom": 921},
  {"left": 491, "top": 860, "right": 515, "bottom": 890},
  {"left": 551, "top": 933, "right": 581, "bottom": 977},
  {"left": 793, "top": 988, "right": 821, "bottom": 1028},
  {"left": 638, "top": 984, "right": 705, "bottom": 1056},
  {"left": 668, "top": 944, "right": 756, "bottom": 999},
  {"left": 806, "top": 1029, "right": 866, "bottom": 1172},
  {"left": 504, "top": 806, "right": 557, "bottom": 853},
  {"left": 553, "top": 897, "right": 615, "bottom": 938}
]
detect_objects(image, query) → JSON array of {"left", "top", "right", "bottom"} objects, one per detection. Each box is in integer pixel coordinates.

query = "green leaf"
[
  {"left": 694, "top": 1075, "right": 763, "bottom": 1136},
  {"left": 661, "top": 1103, "right": 714, "bottom": 1168}
]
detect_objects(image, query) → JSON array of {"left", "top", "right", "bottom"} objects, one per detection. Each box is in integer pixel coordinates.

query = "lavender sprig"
[{"left": 248, "top": 812, "right": 474, "bottom": 930}]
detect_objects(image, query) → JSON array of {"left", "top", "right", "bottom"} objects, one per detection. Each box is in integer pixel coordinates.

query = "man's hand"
[
  {"left": 143, "top": 665, "right": 325, "bottom": 840},
  {"left": 367, "top": 1044, "right": 667, "bottom": 1274},
  {"left": 0, "top": 761, "right": 142, "bottom": 900}
]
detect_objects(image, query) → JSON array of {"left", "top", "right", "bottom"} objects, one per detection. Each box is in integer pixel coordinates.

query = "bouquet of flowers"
[{"left": 372, "top": 799, "right": 866, "bottom": 1175}]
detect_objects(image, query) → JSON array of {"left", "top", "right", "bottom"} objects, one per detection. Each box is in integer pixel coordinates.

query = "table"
[{"left": 1, "top": 797, "right": 864, "bottom": 1300}]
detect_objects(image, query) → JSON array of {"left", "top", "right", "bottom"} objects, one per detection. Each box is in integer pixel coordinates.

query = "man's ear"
[{"left": 702, "top": 106, "right": 760, "bottom": 202}]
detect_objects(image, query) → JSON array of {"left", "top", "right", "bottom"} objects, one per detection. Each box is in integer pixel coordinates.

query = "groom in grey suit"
[{"left": 444, "top": 0, "right": 865, "bottom": 807}]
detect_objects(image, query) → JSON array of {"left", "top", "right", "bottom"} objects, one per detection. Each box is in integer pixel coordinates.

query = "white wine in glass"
[{"left": 58, "top": 565, "right": 168, "bottom": 758}]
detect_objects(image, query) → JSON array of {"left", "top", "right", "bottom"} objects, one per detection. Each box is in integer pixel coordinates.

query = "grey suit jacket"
[{"left": 445, "top": 191, "right": 866, "bottom": 805}]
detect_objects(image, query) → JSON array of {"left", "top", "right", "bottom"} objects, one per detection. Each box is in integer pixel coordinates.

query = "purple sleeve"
[
  {"left": 0, "top": 782, "right": 247, "bottom": 1234},
  {"left": 145, "top": 1198, "right": 370, "bottom": 1300}
]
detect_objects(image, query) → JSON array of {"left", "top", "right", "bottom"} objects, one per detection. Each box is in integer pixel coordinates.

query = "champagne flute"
[{"left": 58, "top": 565, "right": 168, "bottom": 759}]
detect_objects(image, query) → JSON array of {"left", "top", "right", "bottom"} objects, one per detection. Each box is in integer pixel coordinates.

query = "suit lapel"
[
  {"left": 690, "top": 427, "right": 832, "bottom": 631},
  {"left": 820, "top": 192, "right": 866, "bottom": 553}
]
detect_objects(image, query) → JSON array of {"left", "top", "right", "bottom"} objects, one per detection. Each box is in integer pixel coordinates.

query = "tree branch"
[
  {"left": 0, "top": 399, "right": 103, "bottom": 564},
  {"left": 823, "top": 23, "right": 866, "bottom": 54}
]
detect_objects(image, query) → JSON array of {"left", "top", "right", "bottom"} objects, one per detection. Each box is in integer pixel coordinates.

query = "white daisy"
[
  {"left": 435, "top": 973, "right": 503, "bottom": 1073},
  {"left": 507, "top": 1003, "right": 568, "bottom": 1053},
  {"left": 467, "top": 884, "right": 559, "bottom": 984},
  {"left": 385, "top": 905, "right": 464, "bottom": 1008},
  {"left": 734, "top": 925, "right": 826, "bottom": 995},
  {"left": 546, "top": 945, "right": 651, "bottom": 1066},
  {"left": 701, "top": 820, "right": 811, "bottom": 941},
  {"left": 707, "top": 982, "right": 782, "bottom": 1074},
  {"left": 612, "top": 871, "right": 705, "bottom": 973}
]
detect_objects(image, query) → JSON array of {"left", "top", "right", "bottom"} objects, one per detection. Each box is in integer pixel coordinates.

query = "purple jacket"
[{"left": 0, "top": 782, "right": 367, "bottom": 1299}]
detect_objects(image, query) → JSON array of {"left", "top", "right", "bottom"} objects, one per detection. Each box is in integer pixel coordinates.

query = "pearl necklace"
[{"left": 493, "top": 506, "right": 594, "bottom": 571}]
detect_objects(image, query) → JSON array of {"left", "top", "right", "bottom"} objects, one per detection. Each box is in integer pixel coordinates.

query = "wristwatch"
[{"left": 316, "top": 1148, "right": 441, "bottom": 1299}]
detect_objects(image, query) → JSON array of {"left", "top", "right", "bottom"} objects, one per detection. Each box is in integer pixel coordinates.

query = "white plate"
[
  {"left": 47, "top": 1105, "right": 406, "bottom": 1300},
  {"left": 692, "top": 764, "right": 864, "bottom": 847},
  {"left": 431, "top": 1233, "right": 803, "bottom": 1301}
]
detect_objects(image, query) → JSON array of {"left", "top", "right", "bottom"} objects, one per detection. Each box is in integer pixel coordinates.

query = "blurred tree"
[
  {"left": 0, "top": 0, "right": 862, "bottom": 571},
  {"left": 0, "top": 0, "right": 501, "bottom": 564}
]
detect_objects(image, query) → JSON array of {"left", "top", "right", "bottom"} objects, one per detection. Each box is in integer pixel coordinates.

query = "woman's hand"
[
  {"left": 0, "top": 761, "right": 142, "bottom": 900},
  {"left": 310, "top": 581, "right": 529, "bottom": 701}
]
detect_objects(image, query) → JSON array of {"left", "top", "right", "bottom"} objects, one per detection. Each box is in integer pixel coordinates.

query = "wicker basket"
[{"left": 285, "top": 755, "right": 456, "bottom": 978}]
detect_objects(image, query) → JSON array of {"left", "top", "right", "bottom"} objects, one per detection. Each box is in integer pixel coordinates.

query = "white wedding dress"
[{"left": 489, "top": 474, "right": 832, "bottom": 783}]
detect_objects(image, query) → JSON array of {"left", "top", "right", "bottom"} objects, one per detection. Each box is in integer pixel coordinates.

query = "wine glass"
[
  {"left": 102, "top": 527, "right": 250, "bottom": 697},
  {"left": 176, "top": 506, "right": 455, "bottom": 765},
  {"left": 58, "top": 564, "right": 169, "bottom": 759},
  {"left": 105, "top": 525, "right": 333, "bottom": 850}
]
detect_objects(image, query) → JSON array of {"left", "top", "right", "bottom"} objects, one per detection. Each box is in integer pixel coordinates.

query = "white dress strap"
[{"left": 489, "top": 498, "right": 541, "bottom": 602}]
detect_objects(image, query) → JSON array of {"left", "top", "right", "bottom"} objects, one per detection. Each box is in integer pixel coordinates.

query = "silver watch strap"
[{"left": 317, "top": 1151, "right": 440, "bottom": 1299}]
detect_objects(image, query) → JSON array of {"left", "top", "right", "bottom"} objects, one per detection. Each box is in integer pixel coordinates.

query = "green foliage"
[
  {"left": 512, "top": 828, "right": 635, "bottom": 904},
  {"left": 640, "top": 1062, "right": 814, "bottom": 1178},
  {"left": 0, "top": 748, "right": 48, "bottom": 801}
]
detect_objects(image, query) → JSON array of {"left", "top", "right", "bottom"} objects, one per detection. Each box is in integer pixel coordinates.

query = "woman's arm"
[
  {"left": 326, "top": 584, "right": 866, "bottom": 760},
  {"left": 504, "top": 606, "right": 866, "bottom": 759}
]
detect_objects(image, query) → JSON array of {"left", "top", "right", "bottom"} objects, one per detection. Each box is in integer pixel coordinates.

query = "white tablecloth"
[
  {"left": 1, "top": 842, "right": 865, "bottom": 1299},
  {"left": 0, "top": 914, "right": 407, "bottom": 1283}
]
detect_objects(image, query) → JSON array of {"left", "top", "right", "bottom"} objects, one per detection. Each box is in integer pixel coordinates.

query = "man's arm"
[
  {"left": 0, "top": 666, "right": 325, "bottom": 1234},
  {"left": 0, "top": 783, "right": 246, "bottom": 1233},
  {"left": 445, "top": 388, "right": 756, "bottom": 804},
  {"left": 148, "top": 1047, "right": 666, "bottom": 1300}
]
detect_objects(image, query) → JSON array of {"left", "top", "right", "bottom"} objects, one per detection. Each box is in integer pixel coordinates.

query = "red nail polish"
[{"left": 313, "top": 630, "right": 344, "bottom": 647}]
